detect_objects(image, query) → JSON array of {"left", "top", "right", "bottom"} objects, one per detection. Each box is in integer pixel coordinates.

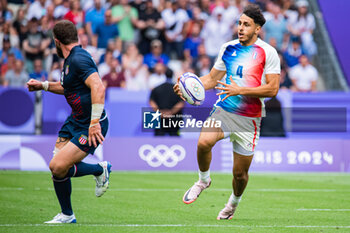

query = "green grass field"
[{"left": 0, "top": 171, "right": 349, "bottom": 233}]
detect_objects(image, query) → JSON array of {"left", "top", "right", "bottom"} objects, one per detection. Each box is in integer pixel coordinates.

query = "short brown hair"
[{"left": 53, "top": 20, "right": 78, "bottom": 45}]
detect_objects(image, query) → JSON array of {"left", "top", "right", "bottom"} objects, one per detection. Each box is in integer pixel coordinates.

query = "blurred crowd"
[{"left": 0, "top": 0, "right": 319, "bottom": 92}]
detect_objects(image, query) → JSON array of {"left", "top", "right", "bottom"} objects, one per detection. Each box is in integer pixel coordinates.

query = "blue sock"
[
  {"left": 52, "top": 176, "right": 73, "bottom": 216},
  {"left": 67, "top": 162, "right": 103, "bottom": 177}
]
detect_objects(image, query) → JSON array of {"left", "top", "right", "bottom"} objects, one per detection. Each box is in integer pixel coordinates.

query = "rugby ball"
[{"left": 178, "top": 72, "right": 205, "bottom": 106}]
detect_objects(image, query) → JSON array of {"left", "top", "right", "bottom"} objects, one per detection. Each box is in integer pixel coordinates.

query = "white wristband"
[
  {"left": 42, "top": 81, "right": 49, "bottom": 91},
  {"left": 91, "top": 103, "right": 104, "bottom": 121}
]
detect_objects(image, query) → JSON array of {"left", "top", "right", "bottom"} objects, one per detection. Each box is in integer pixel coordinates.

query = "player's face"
[
  {"left": 54, "top": 38, "right": 64, "bottom": 58},
  {"left": 237, "top": 14, "right": 261, "bottom": 45}
]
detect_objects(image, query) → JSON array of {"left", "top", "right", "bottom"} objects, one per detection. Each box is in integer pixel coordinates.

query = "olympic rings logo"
[
  {"left": 138, "top": 144, "right": 186, "bottom": 167},
  {"left": 191, "top": 82, "right": 201, "bottom": 97}
]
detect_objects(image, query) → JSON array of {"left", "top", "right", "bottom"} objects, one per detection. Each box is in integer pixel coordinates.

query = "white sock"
[
  {"left": 198, "top": 170, "right": 210, "bottom": 183},
  {"left": 228, "top": 192, "right": 241, "bottom": 206}
]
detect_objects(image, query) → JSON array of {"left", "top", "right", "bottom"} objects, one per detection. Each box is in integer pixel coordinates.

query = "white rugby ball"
[{"left": 178, "top": 72, "right": 205, "bottom": 106}]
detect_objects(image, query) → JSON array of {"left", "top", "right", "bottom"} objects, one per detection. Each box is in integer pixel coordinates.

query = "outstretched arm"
[
  {"left": 84, "top": 72, "right": 106, "bottom": 148},
  {"left": 215, "top": 73, "right": 280, "bottom": 100},
  {"left": 27, "top": 79, "right": 65, "bottom": 95}
]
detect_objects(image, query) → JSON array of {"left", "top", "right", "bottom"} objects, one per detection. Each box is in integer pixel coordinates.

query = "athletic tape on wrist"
[
  {"left": 42, "top": 81, "right": 49, "bottom": 91},
  {"left": 91, "top": 103, "right": 104, "bottom": 124}
]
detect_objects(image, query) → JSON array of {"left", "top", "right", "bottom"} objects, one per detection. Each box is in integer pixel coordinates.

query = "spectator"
[
  {"left": 263, "top": 2, "right": 288, "bottom": 51},
  {"left": 45, "top": 5, "right": 56, "bottom": 25},
  {"left": 148, "top": 62, "right": 167, "bottom": 89},
  {"left": 221, "top": 0, "right": 240, "bottom": 29},
  {"left": 195, "top": 55, "right": 211, "bottom": 77},
  {"left": 143, "top": 39, "right": 169, "bottom": 71},
  {"left": 48, "top": 59, "right": 64, "bottom": 82},
  {"left": 0, "top": 0, "right": 13, "bottom": 24},
  {"left": 40, "top": 15, "right": 54, "bottom": 38},
  {"left": 278, "top": 53, "right": 292, "bottom": 90},
  {"left": 283, "top": 36, "right": 305, "bottom": 67},
  {"left": 199, "top": 0, "right": 211, "bottom": 16},
  {"left": 0, "top": 38, "right": 23, "bottom": 65},
  {"left": 64, "top": 0, "right": 85, "bottom": 29},
  {"left": 54, "top": 0, "right": 70, "bottom": 19},
  {"left": 289, "top": 55, "right": 318, "bottom": 92},
  {"left": 184, "top": 6, "right": 208, "bottom": 38},
  {"left": 102, "top": 58, "right": 125, "bottom": 88},
  {"left": 12, "top": 8, "right": 28, "bottom": 49},
  {"left": 281, "top": 0, "right": 298, "bottom": 19},
  {"left": 79, "top": 33, "right": 99, "bottom": 63},
  {"left": 201, "top": 6, "right": 232, "bottom": 63},
  {"left": 122, "top": 43, "right": 148, "bottom": 91},
  {"left": 161, "top": 0, "right": 189, "bottom": 59},
  {"left": 288, "top": 0, "right": 317, "bottom": 56},
  {"left": 184, "top": 21, "right": 202, "bottom": 64},
  {"left": 130, "top": 0, "right": 146, "bottom": 14},
  {"left": 1, "top": 52, "right": 16, "bottom": 82},
  {"left": 98, "top": 49, "right": 113, "bottom": 78},
  {"left": 136, "top": 0, "right": 165, "bottom": 55},
  {"left": 111, "top": 0, "right": 138, "bottom": 45},
  {"left": 4, "top": 59, "right": 28, "bottom": 87},
  {"left": 7, "top": 0, "right": 25, "bottom": 20},
  {"left": 149, "top": 68, "right": 185, "bottom": 136},
  {"left": 80, "top": 0, "right": 102, "bottom": 12},
  {"left": 26, "top": 0, "right": 47, "bottom": 20},
  {"left": 93, "top": 9, "right": 119, "bottom": 50},
  {"left": 22, "top": 18, "right": 50, "bottom": 73},
  {"left": 0, "top": 22, "right": 19, "bottom": 49},
  {"left": 29, "top": 59, "right": 48, "bottom": 81},
  {"left": 106, "top": 39, "right": 122, "bottom": 61},
  {"left": 98, "top": 39, "right": 121, "bottom": 64},
  {"left": 85, "top": 0, "right": 106, "bottom": 38}
]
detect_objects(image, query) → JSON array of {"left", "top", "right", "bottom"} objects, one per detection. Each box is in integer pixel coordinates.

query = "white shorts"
[{"left": 208, "top": 106, "right": 261, "bottom": 156}]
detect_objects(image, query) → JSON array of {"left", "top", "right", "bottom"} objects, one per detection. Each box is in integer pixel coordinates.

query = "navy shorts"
[{"left": 58, "top": 118, "right": 109, "bottom": 154}]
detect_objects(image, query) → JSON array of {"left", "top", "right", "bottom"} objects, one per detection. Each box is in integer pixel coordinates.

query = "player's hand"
[
  {"left": 88, "top": 123, "right": 104, "bottom": 148},
  {"left": 27, "top": 79, "right": 43, "bottom": 92},
  {"left": 173, "top": 77, "right": 186, "bottom": 101},
  {"left": 215, "top": 76, "right": 241, "bottom": 101}
]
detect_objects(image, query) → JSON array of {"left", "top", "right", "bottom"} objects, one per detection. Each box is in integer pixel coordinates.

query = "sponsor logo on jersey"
[
  {"left": 78, "top": 134, "right": 88, "bottom": 145},
  {"left": 232, "top": 50, "right": 237, "bottom": 56},
  {"left": 65, "top": 65, "right": 69, "bottom": 75}
]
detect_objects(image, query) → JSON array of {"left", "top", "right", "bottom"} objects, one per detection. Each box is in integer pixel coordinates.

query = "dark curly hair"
[
  {"left": 53, "top": 20, "right": 78, "bottom": 45},
  {"left": 243, "top": 4, "right": 266, "bottom": 27}
]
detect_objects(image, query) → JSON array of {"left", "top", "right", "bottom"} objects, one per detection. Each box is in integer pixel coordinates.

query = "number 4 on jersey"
[{"left": 236, "top": 65, "right": 243, "bottom": 79}]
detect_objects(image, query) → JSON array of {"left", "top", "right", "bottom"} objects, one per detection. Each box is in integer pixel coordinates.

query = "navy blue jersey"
[{"left": 60, "top": 45, "right": 106, "bottom": 127}]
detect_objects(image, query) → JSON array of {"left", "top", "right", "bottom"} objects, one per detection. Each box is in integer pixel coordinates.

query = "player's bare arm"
[
  {"left": 84, "top": 72, "right": 106, "bottom": 148},
  {"left": 216, "top": 73, "right": 280, "bottom": 101},
  {"left": 173, "top": 68, "right": 226, "bottom": 100},
  {"left": 27, "top": 79, "right": 65, "bottom": 95}
]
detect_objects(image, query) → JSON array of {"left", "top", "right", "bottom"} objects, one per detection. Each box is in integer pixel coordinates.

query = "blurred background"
[{"left": 0, "top": 0, "right": 349, "bottom": 173}]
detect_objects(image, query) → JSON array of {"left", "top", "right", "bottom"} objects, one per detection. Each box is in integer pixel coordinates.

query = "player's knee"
[
  {"left": 49, "top": 161, "right": 68, "bottom": 178},
  {"left": 233, "top": 170, "right": 248, "bottom": 181},
  {"left": 197, "top": 138, "right": 215, "bottom": 151}
]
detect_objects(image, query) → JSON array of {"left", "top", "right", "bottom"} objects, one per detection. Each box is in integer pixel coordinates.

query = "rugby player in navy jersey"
[{"left": 27, "top": 20, "right": 111, "bottom": 223}]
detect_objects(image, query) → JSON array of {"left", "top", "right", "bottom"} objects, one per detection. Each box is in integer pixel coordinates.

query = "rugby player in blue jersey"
[{"left": 27, "top": 20, "right": 111, "bottom": 224}]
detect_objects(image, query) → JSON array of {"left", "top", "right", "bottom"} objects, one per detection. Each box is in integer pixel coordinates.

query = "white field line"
[
  {"left": 297, "top": 209, "right": 350, "bottom": 211},
  {"left": 0, "top": 187, "right": 345, "bottom": 192},
  {"left": 0, "top": 224, "right": 350, "bottom": 229},
  {"left": 1, "top": 171, "right": 350, "bottom": 176}
]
